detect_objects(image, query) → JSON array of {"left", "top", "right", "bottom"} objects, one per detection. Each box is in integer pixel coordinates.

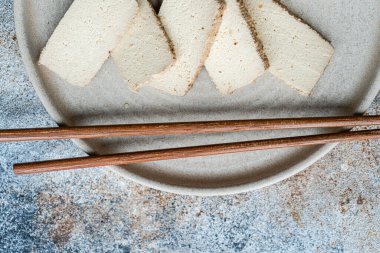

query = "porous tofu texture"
[
  {"left": 112, "top": 0, "right": 175, "bottom": 91},
  {"left": 206, "top": 0, "right": 268, "bottom": 95},
  {"left": 145, "top": 0, "right": 225, "bottom": 96},
  {"left": 39, "top": 0, "right": 138, "bottom": 86},
  {"left": 244, "top": 0, "right": 334, "bottom": 95}
]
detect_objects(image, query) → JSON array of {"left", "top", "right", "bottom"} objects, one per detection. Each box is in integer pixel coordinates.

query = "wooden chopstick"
[
  {"left": 14, "top": 129, "right": 380, "bottom": 175},
  {"left": 2, "top": 115, "right": 380, "bottom": 142}
]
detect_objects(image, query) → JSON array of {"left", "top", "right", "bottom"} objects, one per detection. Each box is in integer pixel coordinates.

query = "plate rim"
[{"left": 13, "top": 0, "right": 380, "bottom": 196}]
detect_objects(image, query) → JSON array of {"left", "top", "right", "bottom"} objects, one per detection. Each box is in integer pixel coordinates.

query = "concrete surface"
[{"left": 1, "top": 0, "right": 379, "bottom": 252}]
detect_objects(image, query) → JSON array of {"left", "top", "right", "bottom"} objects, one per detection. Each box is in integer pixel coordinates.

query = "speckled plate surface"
[{"left": 14, "top": 0, "right": 380, "bottom": 196}]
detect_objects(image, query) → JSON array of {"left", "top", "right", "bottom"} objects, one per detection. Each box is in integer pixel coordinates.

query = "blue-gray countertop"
[{"left": 1, "top": 0, "right": 379, "bottom": 252}]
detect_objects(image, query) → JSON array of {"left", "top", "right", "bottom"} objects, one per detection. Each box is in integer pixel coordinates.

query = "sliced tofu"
[
  {"left": 145, "top": 0, "right": 225, "bottom": 96},
  {"left": 39, "top": 0, "right": 138, "bottom": 86},
  {"left": 112, "top": 0, "right": 175, "bottom": 91},
  {"left": 206, "top": 0, "right": 268, "bottom": 95},
  {"left": 244, "top": 0, "right": 334, "bottom": 95}
]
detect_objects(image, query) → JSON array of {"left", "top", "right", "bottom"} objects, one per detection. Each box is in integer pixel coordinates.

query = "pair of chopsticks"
[{"left": 3, "top": 115, "right": 380, "bottom": 175}]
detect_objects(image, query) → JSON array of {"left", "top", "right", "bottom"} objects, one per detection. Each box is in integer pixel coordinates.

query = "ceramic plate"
[{"left": 14, "top": 0, "right": 380, "bottom": 195}]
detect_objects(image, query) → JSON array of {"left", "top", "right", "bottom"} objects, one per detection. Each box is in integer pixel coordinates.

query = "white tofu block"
[
  {"left": 112, "top": 0, "right": 175, "bottom": 91},
  {"left": 244, "top": 0, "right": 334, "bottom": 95},
  {"left": 206, "top": 0, "right": 268, "bottom": 95},
  {"left": 145, "top": 0, "right": 226, "bottom": 96},
  {"left": 39, "top": 0, "right": 138, "bottom": 86}
]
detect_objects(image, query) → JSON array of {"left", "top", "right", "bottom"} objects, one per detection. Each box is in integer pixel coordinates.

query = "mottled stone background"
[{"left": 1, "top": 0, "right": 379, "bottom": 252}]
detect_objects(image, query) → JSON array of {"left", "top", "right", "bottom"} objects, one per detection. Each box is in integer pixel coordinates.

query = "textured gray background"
[{"left": 1, "top": 0, "right": 380, "bottom": 252}]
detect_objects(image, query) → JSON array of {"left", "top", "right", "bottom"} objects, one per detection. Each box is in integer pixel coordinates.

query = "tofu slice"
[
  {"left": 144, "top": 0, "right": 226, "bottom": 96},
  {"left": 39, "top": 0, "right": 138, "bottom": 86},
  {"left": 205, "top": 0, "right": 268, "bottom": 95},
  {"left": 244, "top": 0, "right": 334, "bottom": 95},
  {"left": 112, "top": 0, "right": 175, "bottom": 91}
]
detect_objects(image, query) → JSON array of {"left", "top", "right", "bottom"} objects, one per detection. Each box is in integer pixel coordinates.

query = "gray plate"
[{"left": 14, "top": 0, "right": 380, "bottom": 196}]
